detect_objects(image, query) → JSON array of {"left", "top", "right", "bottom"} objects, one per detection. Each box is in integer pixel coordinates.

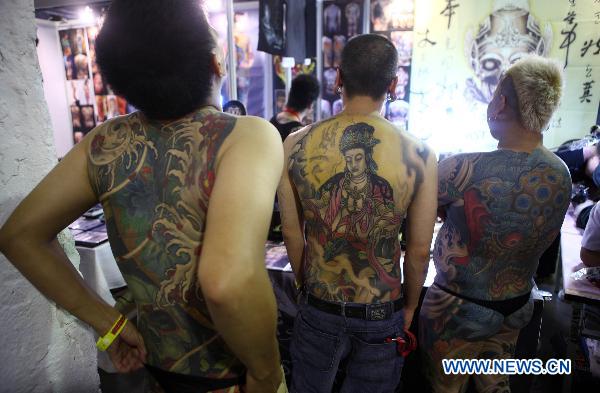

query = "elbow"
[
  {"left": 201, "top": 278, "right": 240, "bottom": 307},
  {"left": 199, "top": 265, "right": 256, "bottom": 308}
]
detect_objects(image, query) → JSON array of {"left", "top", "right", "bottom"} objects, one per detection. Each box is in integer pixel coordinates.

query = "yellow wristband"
[{"left": 96, "top": 314, "right": 128, "bottom": 351}]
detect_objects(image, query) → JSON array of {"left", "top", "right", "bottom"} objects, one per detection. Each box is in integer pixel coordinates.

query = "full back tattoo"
[
  {"left": 289, "top": 115, "right": 429, "bottom": 303},
  {"left": 87, "top": 109, "right": 243, "bottom": 378},
  {"left": 418, "top": 148, "right": 571, "bottom": 392},
  {"left": 434, "top": 149, "right": 571, "bottom": 300}
]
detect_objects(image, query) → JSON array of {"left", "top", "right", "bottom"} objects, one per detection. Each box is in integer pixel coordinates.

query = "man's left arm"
[{"left": 403, "top": 146, "right": 438, "bottom": 329}]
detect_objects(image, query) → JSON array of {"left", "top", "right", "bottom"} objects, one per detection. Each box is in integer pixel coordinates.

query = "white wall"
[
  {"left": 0, "top": 0, "right": 99, "bottom": 391},
  {"left": 36, "top": 20, "right": 73, "bottom": 158}
]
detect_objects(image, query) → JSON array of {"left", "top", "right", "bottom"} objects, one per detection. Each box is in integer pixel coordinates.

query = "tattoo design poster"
[
  {"left": 371, "top": 0, "right": 415, "bottom": 131},
  {"left": 321, "top": 0, "right": 365, "bottom": 120},
  {"left": 59, "top": 25, "right": 132, "bottom": 144},
  {"left": 409, "top": 0, "right": 600, "bottom": 153}
]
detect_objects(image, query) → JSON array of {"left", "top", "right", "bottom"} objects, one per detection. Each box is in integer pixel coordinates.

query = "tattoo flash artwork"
[
  {"left": 419, "top": 148, "right": 571, "bottom": 392},
  {"left": 289, "top": 117, "right": 429, "bottom": 303},
  {"left": 88, "top": 109, "right": 243, "bottom": 378},
  {"left": 464, "top": 0, "right": 552, "bottom": 104}
]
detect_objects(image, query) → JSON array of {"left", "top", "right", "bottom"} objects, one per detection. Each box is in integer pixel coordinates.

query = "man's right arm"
[
  {"left": 197, "top": 117, "right": 283, "bottom": 392},
  {"left": 403, "top": 146, "right": 437, "bottom": 329},
  {"left": 278, "top": 131, "right": 306, "bottom": 285}
]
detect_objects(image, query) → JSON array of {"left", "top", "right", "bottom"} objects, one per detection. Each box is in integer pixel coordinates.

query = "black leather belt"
[
  {"left": 434, "top": 283, "right": 530, "bottom": 317},
  {"left": 307, "top": 293, "right": 403, "bottom": 321}
]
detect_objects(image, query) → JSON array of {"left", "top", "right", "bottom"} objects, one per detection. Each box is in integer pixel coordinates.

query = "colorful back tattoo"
[
  {"left": 434, "top": 148, "right": 572, "bottom": 299},
  {"left": 419, "top": 148, "right": 571, "bottom": 390},
  {"left": 288, "top": 115, "right": 430, "bottom": 303},
  {"left": 87, "top": 109, "right": 244, "bottom": 378}
]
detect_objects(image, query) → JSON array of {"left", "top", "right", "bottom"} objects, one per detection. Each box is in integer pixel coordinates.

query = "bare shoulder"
[
  {"left": 284, "top": 124, "right": 312, "bottom": 151},
  {"left": 84, "top": 113, "right": 143, "bottom": 160},
  {"left": 394, "top": 127, "right": 437, "bottom": 168},
  {"left": 233, "top": 115, "right": 278, "bottom": 135},
  {"left": 228, "top": 115, "right": 281, "bottom": 147},
  {"left": 222, "top": 115, "right": 283, "bottom": 164},
  {"left": 439, "top": 151, "right": 484, "bottom": 167},
  {"left": 537, "top": 145, "right": 571, "bottom": 173}
]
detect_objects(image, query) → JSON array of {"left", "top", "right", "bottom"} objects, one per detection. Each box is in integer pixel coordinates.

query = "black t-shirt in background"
[{"left": 270, "top": 115, "right": 302, "bottom": 141}]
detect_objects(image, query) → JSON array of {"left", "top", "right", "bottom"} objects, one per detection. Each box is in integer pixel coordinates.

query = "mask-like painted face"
[
  {"left": 466, "top": 3, "right": 551, "bottom": 104},
  {"left": 479, "top": 11, "right": 530, "bottom": 86}
]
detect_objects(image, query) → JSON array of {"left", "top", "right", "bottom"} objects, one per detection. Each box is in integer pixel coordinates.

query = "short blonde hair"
[{"left": 504, "top": 55, "right": 563, "bottom": 133}]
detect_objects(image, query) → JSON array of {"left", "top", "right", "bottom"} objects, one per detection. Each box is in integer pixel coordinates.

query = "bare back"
[
  {"left": 86, "top": 108, "right": 244, "bottom": 378},
  {"left": 286, "top": 114, "right": 431, "bottom": 303}
]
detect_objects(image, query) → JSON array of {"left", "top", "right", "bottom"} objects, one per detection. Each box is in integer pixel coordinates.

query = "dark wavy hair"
[
  {"left": 286, "top": 74, "right": 320, "bottom": 112},
  {"left": 96, "top": 0, "right": 216, "bottom": 119},
  {"left": 340, "top": 34, "right": 398, "bottom": 100}
]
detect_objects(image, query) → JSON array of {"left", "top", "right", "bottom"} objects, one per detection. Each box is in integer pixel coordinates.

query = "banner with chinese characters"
[{"left": 409, "top": 0, "right": 600, "bottom": 153}]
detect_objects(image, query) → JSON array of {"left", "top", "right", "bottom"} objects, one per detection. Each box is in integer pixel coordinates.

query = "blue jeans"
[{"left": 290, "top": 302, "right": 405, "bottom": 393}]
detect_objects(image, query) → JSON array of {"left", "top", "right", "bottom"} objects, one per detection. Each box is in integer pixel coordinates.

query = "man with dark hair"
[
  {"left": 338, "top": 34, "right": 399, "bottom": 100},
  {"left": 0, "top": 1, "right": 285, "bottom": 392},
  {"left": 278, "top": 34, "right": 437, "bottom": 392},
  {"left": 95, "top": 0, "right": 216, "bottom": 120},
  {"left": 270, "top": 73, "right": 320, "bottom": 141}
]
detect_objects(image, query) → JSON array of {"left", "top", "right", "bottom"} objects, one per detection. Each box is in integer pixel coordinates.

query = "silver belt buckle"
[{"left": 367, "top": 303, "right": 390, "bottom": 321}]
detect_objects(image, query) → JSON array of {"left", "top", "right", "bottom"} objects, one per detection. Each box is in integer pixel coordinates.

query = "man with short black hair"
[
  {"left": 0, "top": 1, "right": 285, "bottom": 392},
  {"left": 270, "top": 74, "right": 320, "bottom": 141},
  {"left": 278, "top": 34, "right": 437, "bottom": 392}
]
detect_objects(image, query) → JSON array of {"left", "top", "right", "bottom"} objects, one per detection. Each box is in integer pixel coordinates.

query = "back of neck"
[
  {"left": 497, "top": 129, "right": 542, "bottom": 153},
  {"left": 341, "top": 95, "right": 385, "bottom": 116}
]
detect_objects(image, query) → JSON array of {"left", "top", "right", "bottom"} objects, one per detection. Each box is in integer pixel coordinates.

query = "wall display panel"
[
  {"left": 371, "top": 0, "right": 415, "bottom": 31},
  {"left": 370, "top": 0, "right": 415, "bottom": 131},
  {"left": 271, "top": 57, "right": 317, "bottom": 122},
  {"left": 210, "top": 2, "right": 271, "bottom": 117},
  {"left": 410, "top": 0, "right": 600, "bottom": 153},
  {"left": 58, "top": 25, "right": 133, "bottom": 143},
  {"left": 208, "top": 11, "right": 231, "bottom": 105},
  {"left": 321, "top": 0, "right": 365, "bottom": 120},
  {"left": 234, "top": 7, "right": 268, "bottom": 117}
]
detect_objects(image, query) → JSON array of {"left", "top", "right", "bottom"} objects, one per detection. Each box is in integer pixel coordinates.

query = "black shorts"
[{"left": 145, "top": 364, "right": 244, "bottom": 393}]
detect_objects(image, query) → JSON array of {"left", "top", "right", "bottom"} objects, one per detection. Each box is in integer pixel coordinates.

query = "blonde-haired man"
[{"left": 419, "top": 55, "right": 572, "bottom": 392}]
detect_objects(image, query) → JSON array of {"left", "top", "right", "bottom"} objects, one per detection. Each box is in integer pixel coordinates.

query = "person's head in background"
[
  {"left": 95, "top": 0, "right": 226, "bottom": 120},
  {"left": 335, "top": 34, "right": 399, "bottom": 114},
  {"left": 285, "top": 74, "right": 320, "bottom": 123},
  {"left": 487, "top": 55, "right": 562, "bottom": 148},
  {"left": 223, "top": 100, "right": 247, "bottom": 116}
]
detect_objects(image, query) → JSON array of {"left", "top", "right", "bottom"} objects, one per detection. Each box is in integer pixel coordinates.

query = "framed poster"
[
  {"left": 321, "top": 0, "right": 365, "bottom": 120},
  {"left": 58, "top": 24, "right": 133, "bottom": 143},
  {"left": 370, "top": 0, "right": 415, "bottom": 131}
]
